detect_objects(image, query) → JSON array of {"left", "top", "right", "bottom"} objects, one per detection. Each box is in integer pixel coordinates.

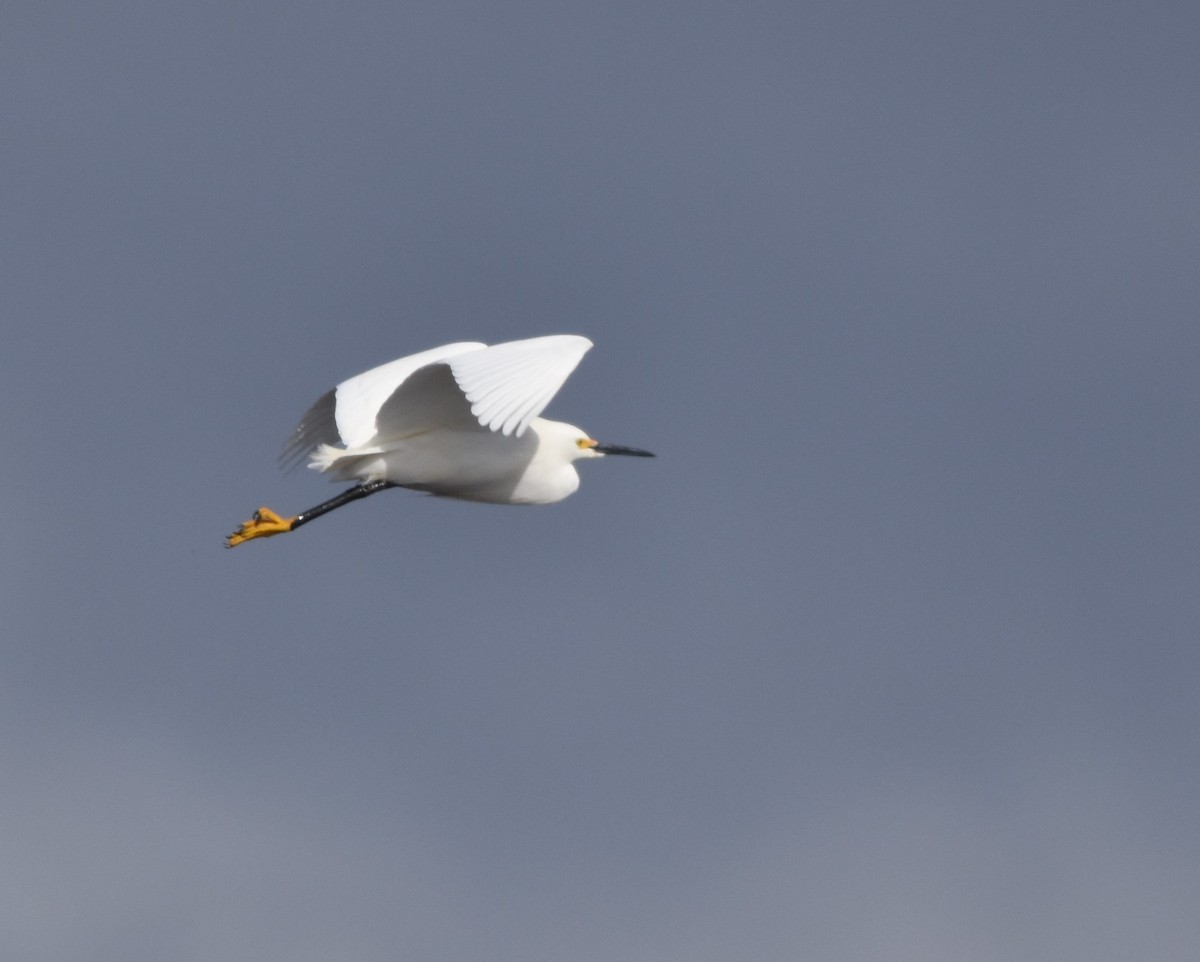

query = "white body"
[
  {"left": 317, "top": 417, "right": 590, "bottom": 504},
  {"left": 281, "top": 335, "right": 607, "bottom": 505}
]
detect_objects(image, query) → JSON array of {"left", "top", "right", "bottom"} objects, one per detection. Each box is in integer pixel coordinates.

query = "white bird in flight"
[{"left": 226, "top": 334, "right": 654, "bottom": 547}]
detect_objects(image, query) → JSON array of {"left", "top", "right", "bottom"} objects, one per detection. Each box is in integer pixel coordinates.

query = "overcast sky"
[{"left": 4, "top": 2, "right": 1199, "bottom": 960}]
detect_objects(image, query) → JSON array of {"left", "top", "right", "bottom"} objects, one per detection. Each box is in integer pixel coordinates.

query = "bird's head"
[
  {"left": 541, "top": 420, "right": 656, "bottom": 463},
  {"left": 564, "top": 424, "right": 652, "bottom": 460},
  {"left": 575, "top": 435, "right": 657, "bottom": 460}
]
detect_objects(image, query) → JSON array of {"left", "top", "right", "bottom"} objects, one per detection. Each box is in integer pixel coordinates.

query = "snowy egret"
[{"left": 225, "top": 334, "right": 653, "bottom": 547}]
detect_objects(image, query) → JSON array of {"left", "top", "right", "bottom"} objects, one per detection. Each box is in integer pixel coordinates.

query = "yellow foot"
[{"left": 225, "top": 506, "right": 297, "bottom": 548}]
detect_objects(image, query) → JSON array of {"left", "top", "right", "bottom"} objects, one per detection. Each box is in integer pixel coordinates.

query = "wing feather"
[
  {"left": 371, "top": 362, "right": 481, "bottom": 441},
  {"left": 277, "top": 341, "right": 484, "bottom": 468},
  {"left": 449, "top": 334, "right": 592, "bottom": 437},
  {"left": 278, "top": 387, "right": 339, "bottom": 472},
  {"left": 335, "top": 341, "right": 485, "bottom": 447},
  {"left": 277, "top": 335, "right": 592, "bottom": 469}
]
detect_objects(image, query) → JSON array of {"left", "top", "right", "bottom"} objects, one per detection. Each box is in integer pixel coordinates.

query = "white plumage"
[{"left": 226, "top": 334, "right": 653, "bottom": 546}]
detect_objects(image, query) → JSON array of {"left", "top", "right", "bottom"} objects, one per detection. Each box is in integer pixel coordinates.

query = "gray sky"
[{"left": 4, "top": 2, "right": 1199, "bottom": 959}]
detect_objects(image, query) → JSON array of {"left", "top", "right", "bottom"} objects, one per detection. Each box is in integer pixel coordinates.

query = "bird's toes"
[{"left": 224, "top": 506, "right": 295, "bottom": 547}]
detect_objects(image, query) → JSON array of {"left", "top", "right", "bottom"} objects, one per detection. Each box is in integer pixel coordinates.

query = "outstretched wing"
[
  {"left": 373, "top": 334, "right": 594, "bottom": 442},
  {"left": 279, "top": 340, "right": 485, "bottom": 469},
  {"left": 370, "top": 361, "right": 482, "bottom": 442},
  {"left": 279, "top": 334, "right": 593, "bottom": 468},
  {"left": 447, "top": 334, "right": 593, "bottom": 437}
]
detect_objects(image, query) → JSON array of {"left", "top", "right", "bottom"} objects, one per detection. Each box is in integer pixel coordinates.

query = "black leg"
[{"left": 292, "top": 480, "right": 399, "bottom": 531}]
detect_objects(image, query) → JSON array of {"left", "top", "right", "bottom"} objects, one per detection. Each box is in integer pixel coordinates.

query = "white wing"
[
  {"left": 279, "top": 335, "right": 592, "bottom": 468},
  {"left": 335, "top": 341, "right": 485, "bottom": 447},
  {"left": 279, "top": 341, "right": 484, "bottom": 468},
  {"left": 447, "top": 334, "right": 593, "bottom": 437}
]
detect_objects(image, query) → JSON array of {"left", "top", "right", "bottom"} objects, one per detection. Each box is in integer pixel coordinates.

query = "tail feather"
[
  {"left": 308, "top": 443, "right": 346, "bottom": 474},
  {"left": 309, "top": 442, "right": 390, "bottom": 482}
]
